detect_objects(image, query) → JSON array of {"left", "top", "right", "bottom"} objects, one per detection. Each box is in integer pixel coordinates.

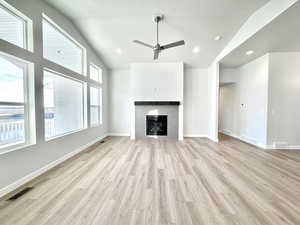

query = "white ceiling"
[
  {"left": 44, "top": 0, "right": 269, "bottom": 69},
  {"left": 220, "top": 1, "right": 300, "bottom": 67}
]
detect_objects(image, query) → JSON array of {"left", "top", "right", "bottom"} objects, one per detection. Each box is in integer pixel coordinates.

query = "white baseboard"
[
  {"left": 107, "top": 133, "right": 130, "bottom": 137},
  {"left": 219, "top": 130, "right": 300, "bottom": 150},
  {"left": 219, "top": 130, "right": 265, "bottom": 149},
  {"left": 0, "top": 134, "right": 108, "bottom": 198},
  {"left": 264, "top": 145, "right": 300, "bottom": 150},
  {"left": 208, "top": 136, "right": 219, "bottom": 143},
  {"left": 219, "top": 129, "right": 232, "bottom": 135},
  {"left": 184, "top": 134, "right": 208, "bottom": 138}
]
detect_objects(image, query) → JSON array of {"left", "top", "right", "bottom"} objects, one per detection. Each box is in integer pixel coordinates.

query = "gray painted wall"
[{"left": 0, "top": 0, "right": 108, "bottom": 192}]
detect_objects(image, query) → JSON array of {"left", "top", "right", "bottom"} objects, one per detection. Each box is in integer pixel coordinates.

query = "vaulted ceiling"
[
  {"left": 221, "top": 1, "right": 300, "bottom": 67},
  {"left": 44, "top": 0, "right": 270, "bottom": 69}
]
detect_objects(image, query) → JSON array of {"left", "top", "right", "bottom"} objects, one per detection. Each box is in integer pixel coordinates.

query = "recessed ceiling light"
[
  {"left": 193, "top": 46, "right": 200, "bottom": 53},
  {"left": 116, "top": 49, "right": 122, "bottom": 55},
  {"left": 214, "top": 35, "right": 222, "bottom": 41},
  {"left": 246, "top": 50, "right": 254, "bottom": 55}
]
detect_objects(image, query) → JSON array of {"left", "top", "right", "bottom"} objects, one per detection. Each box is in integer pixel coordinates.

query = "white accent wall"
[
  {"left": 267, "top": 52, "right": 300, "bottom": 148},
  {"left": 183, "top": 69, "right": 210, "bottom": 136},
  {"left": 219, "top": 52, "right": 300, "bottom": 149},
  {"left": 219, "top": 68, "right": 238, "bottom": 84},
  {"left": 108, "top": 69, "right": 131, "bottom": 136},
  {"left": 130, "top": 63, "right": 184, "bottom": 101},
  {"left": 108, "top": 67, "right": 211, "bottom": 137},
  {"left": 219, "top": 54, "right": 269, "bottom": 147},
  {"left": 207, "top": 62, "right": 220, "bottom": 142}
]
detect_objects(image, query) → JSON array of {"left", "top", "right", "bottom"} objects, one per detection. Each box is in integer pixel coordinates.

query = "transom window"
[
  {"left": 43, "top": 70, "right": 87, "bottom": 139},
  {"left": 0, "top": 3, "right": 27, "bottom": 48},
  {"left": 90, "top": 86, "right": 102, "bottom": 126},
  {"left": 90, "top": 63, "right": 102, "bottom": 83},
  {"left": 0, "top": 53, "right": 34, "bottom": 152},
  {"left": 43, "top": 15, "right": 85, "bottom": 75}
]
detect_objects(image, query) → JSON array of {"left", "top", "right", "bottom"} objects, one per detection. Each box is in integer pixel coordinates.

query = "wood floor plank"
[{"left": 1, "top": 135, "right": 300, "bottom": 225}]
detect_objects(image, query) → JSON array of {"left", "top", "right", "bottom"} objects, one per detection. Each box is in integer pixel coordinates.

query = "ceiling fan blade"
[
  {"left": 161, "top": 40, "right": 185, "bottom": 50},
  {"left": 153, "top": 50, "right": 159, "bottom": 60},
  {"left": 133, "top": 40, "right": 154, "bottom": 48}
]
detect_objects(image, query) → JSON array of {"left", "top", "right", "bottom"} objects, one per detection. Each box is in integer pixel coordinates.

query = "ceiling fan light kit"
[{"left": 133, "top": 14, "right": 185, "bottom": 60}]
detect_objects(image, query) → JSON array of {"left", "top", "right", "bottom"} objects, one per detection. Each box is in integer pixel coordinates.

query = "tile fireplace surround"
[{"left": 132, "top": 101, "right": 183, "bottom": 140}]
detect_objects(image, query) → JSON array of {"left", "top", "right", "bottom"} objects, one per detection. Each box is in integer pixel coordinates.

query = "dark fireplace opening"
[{"left": 146, "top": 115, "right": 168, "bottom": 136}]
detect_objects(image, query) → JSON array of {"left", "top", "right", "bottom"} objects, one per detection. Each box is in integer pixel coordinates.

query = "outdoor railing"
[
  {"left": 0, "top": 119, "right": 55, "bottom": 146},
  {"left": 0, "top": 120, "right": 24, "bottom": 146}
]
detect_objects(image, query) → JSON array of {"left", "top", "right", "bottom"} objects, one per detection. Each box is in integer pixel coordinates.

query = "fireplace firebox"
[{"left": 146, "top": 115, "right": 168, "bottom": 136}]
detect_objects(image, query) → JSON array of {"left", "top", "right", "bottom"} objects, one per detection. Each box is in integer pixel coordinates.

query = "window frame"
[
  {"left": 42, "top": 14, "right": 87, "bottom": 76},
  {"left": 0, "top": 1, "right": 33, "bottom": 51},
  {"left": 0, "top": 53, "right": 34, "bottom": 154},
  {"left": 89, "top": 85, "right": 102, "bottom": 127},
  {"left": 89, "top": 63, "right": 102, "bottom": 83},
  {"left": 43, "top": 68, "right": 88, "bottom": 141}
]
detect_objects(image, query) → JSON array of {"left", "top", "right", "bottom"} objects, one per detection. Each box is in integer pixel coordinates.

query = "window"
[
  {"left": 44, "top": 70, "right": 87, "bottom": 139},
  {"left": 90, "top": 63, "right": 102, "bottom": 83},
  {"left": 43, "top": 15, "right": 85, "bottom": 74},
  {"left": 90, "top": 86, "right": 102, "bottom": 126},
  {"left": 0, "top": 53, "right": 34, "bottom": 152},
  {"left": 0, "top": 3, "right": 27, "bottom": 48}
]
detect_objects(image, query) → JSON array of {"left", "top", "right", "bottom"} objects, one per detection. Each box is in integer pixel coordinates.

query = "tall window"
[
  {"left": 90, "top": 63, "right": 102, "bottom": 83},
  {"left": 90, "top": 86, "right": 102, "bottom": 126},
  {"left": 43, "top": 15, "right": 85, "bottom": 74},
  {"left": 0, "top": 53, "right": 33, "bottom": 151},
  {"left": 44, "top": 70, "right": 86, "bottom": 139},
  {"left": 0, "top": 3, "right": 27, "bottom": 48}
]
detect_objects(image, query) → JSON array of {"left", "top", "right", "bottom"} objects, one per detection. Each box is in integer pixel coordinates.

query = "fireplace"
[
  {"left": 146, "top": 115, "right": 168, "bottom": 136},
  {"left": 134, "top": 103, "right": 180, "bottom": 140}
]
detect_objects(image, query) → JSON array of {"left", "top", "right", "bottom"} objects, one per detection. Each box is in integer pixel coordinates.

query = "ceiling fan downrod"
[
  {"left": 133, "top": 14, "right": 185, "bottom": 60},
  {"left": 153, "top": 14, "right": 163, "bottom": 46}
]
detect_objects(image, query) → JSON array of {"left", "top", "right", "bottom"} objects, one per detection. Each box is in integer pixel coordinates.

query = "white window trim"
[
  {"left": 89, "top": 63, "right": 102, "bottom": 83},
  {"left": 89, "top": 85, "right": 102, "bottom": 127},
  {"left": 45, "top": 127, "right": 88, "bottom": 142},
  {"left": 99, "top": 88, "right": 103, "bottom": 125},
  {"left": 0, "top": 53, "right": 35, "bottom": 154},
  {"left": 0, "top": 0, "right": 33, "bottom": 51},
  {"left": 43, "top": 68, "right": 88, "bottom": 141},
  {"left": 42, "top": 14, "right": 87, "bottom": 76}
]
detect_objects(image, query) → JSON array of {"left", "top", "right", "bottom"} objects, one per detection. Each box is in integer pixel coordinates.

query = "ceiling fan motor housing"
[{"left": 153, "top": 14, "right": 164, "bottom": 23}]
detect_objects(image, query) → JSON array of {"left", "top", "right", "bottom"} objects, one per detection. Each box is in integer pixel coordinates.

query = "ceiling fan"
[{"left": 133, "top": 14, "right": 185, "bottom": 60}]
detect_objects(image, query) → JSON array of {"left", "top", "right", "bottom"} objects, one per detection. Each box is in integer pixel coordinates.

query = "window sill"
[
  {"left": 0, "top": 142, "right": 36, "bottom": 155},
  {"left": 45, "top": 127, "right": 88, "bottom": 142},
  {"left": 90, "top": 123, "right": 102, "bottom": 128}
]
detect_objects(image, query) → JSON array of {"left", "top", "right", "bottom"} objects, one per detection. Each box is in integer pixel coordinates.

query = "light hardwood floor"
[{"left": 1, "top": 135, "right": 300, "bottom": 225}]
